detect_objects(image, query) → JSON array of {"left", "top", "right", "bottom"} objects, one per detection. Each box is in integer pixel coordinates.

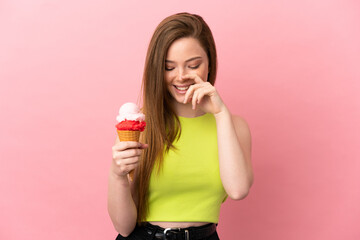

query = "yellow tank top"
[{"left": 146, "top": 113, "right": 228, "bottom": 223}]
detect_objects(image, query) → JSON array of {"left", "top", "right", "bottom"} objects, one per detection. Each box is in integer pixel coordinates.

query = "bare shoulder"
[{"left": 231, "top": 115, "right": 251, "bottom": 136}]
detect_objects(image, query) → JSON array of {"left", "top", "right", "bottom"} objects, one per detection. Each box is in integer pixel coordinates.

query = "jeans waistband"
[{"left": 144, "top": 222, "right": 217, "bottom": 240}]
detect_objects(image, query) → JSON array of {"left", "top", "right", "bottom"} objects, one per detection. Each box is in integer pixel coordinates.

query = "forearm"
[
  {"left": 107, "top": 170, "right": 137, "bottom": 236},
  {"left": 214, "top": 108, "right": 252, "bottom": 200}
]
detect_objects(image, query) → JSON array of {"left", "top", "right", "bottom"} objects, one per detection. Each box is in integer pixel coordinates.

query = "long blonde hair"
[{"left": 135, "top": 12, "right": 218, "bottom": 223}]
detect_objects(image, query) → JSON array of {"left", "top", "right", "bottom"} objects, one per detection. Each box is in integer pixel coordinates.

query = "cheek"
[
  {"left": 164, "top": 71, "right": 176, "bottom": 83},
  {"left": 194, "top": 66, "right": 209, "bottom": 80},
  {"left": 164, "top": 75, "right": 174, "bottom": 92},
  {"left": 164, "top": 73, "right": 171, "bottom": 84}
]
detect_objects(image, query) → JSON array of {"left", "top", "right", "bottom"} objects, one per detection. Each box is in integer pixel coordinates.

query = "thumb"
[{"left": 139, "top": 143, "right": 149, "bottom": 149}]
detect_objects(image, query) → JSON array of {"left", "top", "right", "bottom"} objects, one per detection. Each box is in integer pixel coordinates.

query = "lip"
[{"left": 173, "top": 84, "right": 192, "bottom": 87}]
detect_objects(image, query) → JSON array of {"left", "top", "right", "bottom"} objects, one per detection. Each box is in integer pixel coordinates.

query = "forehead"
[{"left": 166, "top": 37, "right": 207, "bottom": 61}]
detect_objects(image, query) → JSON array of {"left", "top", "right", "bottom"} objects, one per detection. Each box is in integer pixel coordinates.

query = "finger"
[
  {"left": 183, "top": 83, "right": 205, "bottom": 104},
  {"left": 197, "top": 89, "right": 206, "bottom": 104},
  {"left": 183, "top": 84, "right": 198, "bottom": 104},
  {"left": 126, "top": 162, "right": 140, "bottom": 173},
  {"left": 192, "top": 88, "right": 203, "bottom": 110},
  {"left": 113, "top": 148, "right": 141, "bottom": 160},
  {"left": 116, "top": 156, "right": 141, "bottom": 166},
  {"left": 116, "top": 148, "right": 142, "bottom": 159},
  {"left": 115, "top": 163, "right": 139, "bottom": 176},
  {"left": 197, "top": 86, "right": 214, "bottom": 104},
  {"left": 127, "top": 161, "right": 140, "bottom": 168},
  {"left": 139, "top": 143, "right": 149, "bottom": 149},
  {"left": 113, "top": 141, "right": 142, "bottom": 151}
]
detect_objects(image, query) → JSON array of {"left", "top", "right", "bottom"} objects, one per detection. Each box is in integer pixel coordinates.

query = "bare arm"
[
  {"left": 214, "top": 107, "right": 254, "bottom": 200},
  {"left": 180, "top": 73, "right": 253, "bottom": 200},
  {"left": 107, "top": 172, "right": 137, "bottom": 236},
  {"left": 107, "top": 137, "right": 146, "bottom": 236}
]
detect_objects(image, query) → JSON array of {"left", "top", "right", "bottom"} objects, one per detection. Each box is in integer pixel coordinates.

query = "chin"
[{"left": 172, "top": 95, "right": 185, "bottom": 104}]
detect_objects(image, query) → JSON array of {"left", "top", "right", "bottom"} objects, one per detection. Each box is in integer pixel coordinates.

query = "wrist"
[
  {"left": 214, "top": 106, "right": 230, "bottom": 119},
  {"left": 109, "top": 170, "right": 130, "bottom": 185}
]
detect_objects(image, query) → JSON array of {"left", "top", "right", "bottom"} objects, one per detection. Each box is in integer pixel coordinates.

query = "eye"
[
  {"left": 165, "top": 66, "right": 174, "bottom": 71},
  {"left": 189, "top": 64, "right": 200, "bottom": 69},
  {"left": 165, "top": 64, "right": 174, "bottom": 71}
]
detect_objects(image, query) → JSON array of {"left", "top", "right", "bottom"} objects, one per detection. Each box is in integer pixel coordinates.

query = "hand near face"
[{"left": 182, "top": 73, "right": 226, "bottom": 115}]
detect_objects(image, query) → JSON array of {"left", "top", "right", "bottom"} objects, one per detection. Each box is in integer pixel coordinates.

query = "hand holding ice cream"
[{"left": 115, "top": 102, "right": 146, "bottom": 181}]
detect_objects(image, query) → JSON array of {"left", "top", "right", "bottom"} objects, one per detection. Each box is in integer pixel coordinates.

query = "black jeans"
[{"left": 115, "top": 223, "right": 220, "bottom": 240}]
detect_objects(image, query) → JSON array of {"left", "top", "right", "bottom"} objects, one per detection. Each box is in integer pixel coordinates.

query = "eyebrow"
[{"left": 165, "top": 56, "right": 202, "bottom": 63}]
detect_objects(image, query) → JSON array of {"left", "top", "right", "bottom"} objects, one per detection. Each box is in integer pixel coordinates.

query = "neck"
[{"left": 172, "top": 100, "right": 206, "bottom": 118}]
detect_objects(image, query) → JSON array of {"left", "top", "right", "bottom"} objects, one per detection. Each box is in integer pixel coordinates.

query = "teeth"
[{"left": 175, "top": 86, "right": 189, "bottom": 90}]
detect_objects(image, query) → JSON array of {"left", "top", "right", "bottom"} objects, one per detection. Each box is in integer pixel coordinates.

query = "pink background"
[{"left": 1, "top": 0, "right": 359, "bottom": 239}]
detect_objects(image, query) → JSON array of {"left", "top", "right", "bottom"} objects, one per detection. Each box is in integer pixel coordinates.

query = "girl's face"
[{"left": 164, "top": 37, "right": 210, "bottom": 105}]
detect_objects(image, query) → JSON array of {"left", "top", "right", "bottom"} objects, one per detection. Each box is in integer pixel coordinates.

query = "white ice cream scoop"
[{"left": 116, "top": 102, "right": 145, "bottom": 122}]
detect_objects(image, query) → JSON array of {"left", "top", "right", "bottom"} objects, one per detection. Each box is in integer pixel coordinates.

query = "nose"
[{"left": 176, "top": 67, "right": 188, "bottom": 81}]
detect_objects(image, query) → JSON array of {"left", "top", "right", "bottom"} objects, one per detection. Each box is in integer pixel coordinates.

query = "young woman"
[{"left": 108, "top": 12, "right": 254, "bottom": 240}]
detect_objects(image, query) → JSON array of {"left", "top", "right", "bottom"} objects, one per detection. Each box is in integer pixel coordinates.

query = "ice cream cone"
[
  {"left": 117, "top": 130, "right": 140, "bottom": 181},
  {"left": 115, "top": 102, "right": 146, "bottom": 182},
  {"left": 117, "top": 130, "right": 140, "bottom": 142}
]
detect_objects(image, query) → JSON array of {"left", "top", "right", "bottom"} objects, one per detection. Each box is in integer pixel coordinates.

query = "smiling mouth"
[
  {"left": 174, "top": 86, "right": 189, "bottom": 91},
  {"left": 173, "top": 84, "right": 194, "bottom": 91}
]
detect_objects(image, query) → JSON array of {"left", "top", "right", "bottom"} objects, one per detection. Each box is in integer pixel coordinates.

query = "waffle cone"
[
  {"left": 116, "top": 130, "right": 140, "bottom": 181},
  {"left": 117, "top": 130, "right": 140, "bottom": 142}
]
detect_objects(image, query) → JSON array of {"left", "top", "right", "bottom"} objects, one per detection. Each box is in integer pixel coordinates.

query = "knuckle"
[
  {"left": 117, "top": 142, "right": 125, "bottom": 150},
  {"left": 113, "top": 152, "right": 120, "bottom": 160}
]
